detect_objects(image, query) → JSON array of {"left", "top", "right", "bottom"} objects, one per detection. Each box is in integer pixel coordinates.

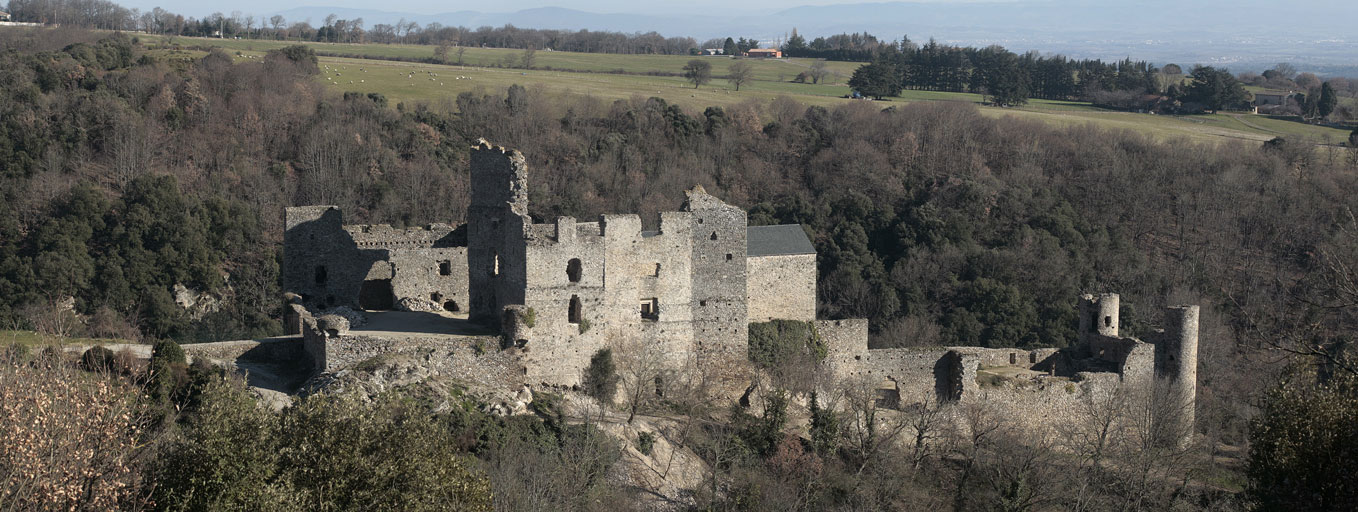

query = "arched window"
[
  {"left": 568, "top": 295, "right": 582, "bottom": 324},
  {"left": 567, "top": 258, "right": 582, "bottom": 282}
]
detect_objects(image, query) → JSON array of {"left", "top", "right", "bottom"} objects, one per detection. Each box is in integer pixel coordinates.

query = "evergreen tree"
[
  {"left": 848, "top": 61, "right": 901, "bottom": 99},
  {"left": 722, "top": 37, "right": 737, "bottom": 56},
  {"left": 1186, "top": 65, "right": 1250, "bottom": 111},
  {"left": 1318, "top": 82, "right": 1338, "bottom": 119},
  {"left": 782, "top": 28, "right": 807, "bottom": 57}
]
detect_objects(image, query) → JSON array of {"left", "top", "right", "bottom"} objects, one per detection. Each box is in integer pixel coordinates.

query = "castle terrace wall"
[
  {"left": 747, "top": 254, "right": 816, "bottom": 322},
  {"left": 858, "top": 347, "right": 954, "bottom": 405}
]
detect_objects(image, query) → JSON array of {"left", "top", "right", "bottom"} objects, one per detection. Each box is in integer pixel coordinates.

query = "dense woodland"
[{"left": 1, "top": 28, "right": 1357, "bottom": 510}]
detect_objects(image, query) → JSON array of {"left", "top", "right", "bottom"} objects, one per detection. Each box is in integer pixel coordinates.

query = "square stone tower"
[{"left": 467, "top": 139, "right": 532, "bottom": 325}]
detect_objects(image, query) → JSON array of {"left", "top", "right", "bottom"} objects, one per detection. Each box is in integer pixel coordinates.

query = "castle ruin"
[{"left": 282, "top": 140, "right": 1198, "bottom": 444}]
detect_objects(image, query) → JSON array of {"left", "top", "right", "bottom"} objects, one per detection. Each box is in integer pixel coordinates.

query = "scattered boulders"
[
  {"left": 316, "top": 315, "right": 350, "bottom": 337},
  {"left": 319, "top": 306, "right": 366, "bottom": 327},
  {"left": 396, "top": 296, "right": 442, "bottom": 312},
  {"left": 173, "top": 283, "right": 221, "bottom": 319}
]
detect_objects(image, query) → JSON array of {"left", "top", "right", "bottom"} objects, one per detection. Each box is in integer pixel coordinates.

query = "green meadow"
[{"left": 147, "top": 35, "right": 1354, "bottom": 146}]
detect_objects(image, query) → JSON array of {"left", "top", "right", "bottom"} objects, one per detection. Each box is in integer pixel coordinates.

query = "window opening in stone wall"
[
  {"left": 710, "top": 232, "right": 718, "bottom": 240},
  {"left": 567, "top": 258, "right": 582, "bottom": 282},
  {"left": 1104, "top": 316, "right": 1112, "bottom": 327},
  {"left": 358, "top": 279, "right": 394, "bottom": 310},
  {"left": 492, "top": 252, "right": 500, "bottom": 277},
  {"left": 1009, "top": 353, "right": 1016, "bottom": 365},
  {"left": 445, "top": 301, "right": 460, "bottom": 312},
  {"left": 1029, "top": 353, "right": 1036, "bottom": 364},
  {"left": 654, "top": 263, "right": 661, "bottom": 277},
  {"left": 439, "top": 260, "right": 452, "bottom": 276},
  {"left": 431, "top": 292, "right": 443, "bottom": 303},
  {"left": 314, "top": 265, "right": 328, "bottom": 285},
  {"left": 725, "top": 253, "right": 733, "bottom": 261},
  {"left": 569, "top": 295, "right": 582, "bottom": 324},
  {"left": 700, "top": 300, "right": 707, "bottom": 307},
  {"left": 640, "top": 298, "right": 659, "bottom": 321}
]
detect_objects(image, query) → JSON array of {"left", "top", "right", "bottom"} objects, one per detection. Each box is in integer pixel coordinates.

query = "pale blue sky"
[{"left": 111, "top": 0, "right": 997, "bottom": 18}]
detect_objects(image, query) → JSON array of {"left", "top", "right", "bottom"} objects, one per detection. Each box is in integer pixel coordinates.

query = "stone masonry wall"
[{"left": 747, "top": 254, "right": 816, "bottom": 322}]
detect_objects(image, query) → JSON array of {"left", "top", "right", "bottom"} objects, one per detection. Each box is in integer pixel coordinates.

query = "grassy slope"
[
  {"left": 147, "top": 35, "right": 1354, "bottom": 146},
  {"left": 0, "top": 330, "right": 132, "bottom": 348}
]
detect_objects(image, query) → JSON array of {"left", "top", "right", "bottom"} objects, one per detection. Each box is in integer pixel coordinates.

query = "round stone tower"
[
  {"left": 1158, "top": 305, "right": 1199, "bottom": 447},
  {"left": 1078, "top": 293, "right": 1120, "bottom": 339}
]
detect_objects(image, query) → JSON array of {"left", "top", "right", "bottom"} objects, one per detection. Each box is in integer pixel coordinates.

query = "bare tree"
[
  {"left": 808, "top": 60, "right": 829, "bottom": 84},
  {"left": 611, "top": 336, "right": 667, "bottom": 423},
  {"left": 520, "top": 47, "right": 536, "bottom": 69},
  {"left": 840, "top": 374, "right": 914, "bottom": 474},
  {"left": 727, "top": 60, "right": 754, "bottom": 91}
]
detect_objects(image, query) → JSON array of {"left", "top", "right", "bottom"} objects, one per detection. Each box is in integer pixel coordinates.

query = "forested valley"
[{"left": 2, "top": 28, "right": 1357, "bottom": 510}]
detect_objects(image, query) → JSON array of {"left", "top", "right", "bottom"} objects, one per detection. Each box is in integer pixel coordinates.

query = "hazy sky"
[{"left": 113, "top": 0, "right": 993, "bottom": 18}]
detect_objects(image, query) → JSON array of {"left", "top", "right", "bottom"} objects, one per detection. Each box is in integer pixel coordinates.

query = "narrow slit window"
[
  {"left": 653, "top": 263, "right": 661, "bottom": 277},
  {"left": 1104, "top": 316, "right": 1112, "bottom": 327},
  {"left": 314, "top": 265, "right": 328, "bottom": 285},
  {"left": 492, "top": 252, "right": 500, "bottom": 277},
  {"left": 569, "top": 295, "right": 582, "bottom": 324}
]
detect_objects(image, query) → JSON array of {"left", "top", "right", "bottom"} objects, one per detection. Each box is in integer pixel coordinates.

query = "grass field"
[
  {"left": 1, "top": 330, "right": 132, "bottom": 348},
  {"left": 146, "top": 35, "right": 1356, "bottom": 146}
]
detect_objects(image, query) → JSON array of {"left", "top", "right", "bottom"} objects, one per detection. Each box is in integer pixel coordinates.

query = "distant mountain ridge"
[{"left": 272, "top": 1, "right": 1358, "bottom": 75}]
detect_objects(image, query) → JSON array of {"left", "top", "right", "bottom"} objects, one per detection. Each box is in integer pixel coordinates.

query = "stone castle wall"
[
  {"left": 747, "top": 254, "right": 816, "bottom": 322},
  {"left": 283, "top": 140, "right": 1199, "bottom": 447}
]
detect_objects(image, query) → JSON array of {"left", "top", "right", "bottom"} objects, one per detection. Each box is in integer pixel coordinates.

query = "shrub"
[
  {"left": 151, "top": 376, "right": 295, "bottom": 510},
  {"left": 583, "top": 348, "right": 618, "bottom": 404},
  {"left": 747, "top": 319, "right": 825, "bottom": 370},
  {"left": 80, "top": 346, "right": 116, "bottom": 372},
  {"left": 636, "top": 431, "right": 656, "bottom": 456},
  {"left": 279, "top": 392, "right": 492, "bottom": 511},
  {"left": 152, "top": 340, "right": 186, "bottom": 365},
  {"left": 1, "top": 350, "right": 147, "bottom": 509},
  {"left": 523, "top": 307, "right": 536, "bottom": 328}
]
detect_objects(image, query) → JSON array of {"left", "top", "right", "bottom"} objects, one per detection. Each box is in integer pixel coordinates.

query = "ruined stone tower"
[
  {"left": 1079, "top": 293, "right": 1120, "bottom": 340},
  {"left": 682, "top": 186, "right": 749, "bottom": 360},
  {"left": 1157, "top": 305, "right": 1199, "bottom": 446},
  {"left": 468, "top": 140, "right": 531, "bottom": 324}
]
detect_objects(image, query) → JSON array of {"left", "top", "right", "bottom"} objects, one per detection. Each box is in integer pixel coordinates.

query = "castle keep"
[{"left": 283, "top": 140, "right": 1198, "bottom": 444}]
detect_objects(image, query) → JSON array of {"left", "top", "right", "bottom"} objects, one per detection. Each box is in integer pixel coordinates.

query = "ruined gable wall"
[
  {"left": 747, "top": 254, "right": 816, "bottom": 322},
  {"left": 284, "top": 206, "right": 380, "bottom": 309},
  {"left": 518, "top": 217, "right": 611, "bottom": 385},
  {"left": 517, "top": 213, "right": 698, "bottom": 386},
  {"left": 388, "top": 248, "right": 469, "bottom": 312}
]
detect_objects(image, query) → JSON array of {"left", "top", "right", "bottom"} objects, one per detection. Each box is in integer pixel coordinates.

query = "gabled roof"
[{"left": 747, "top": 224, "right": 815, "bottom": 257}]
